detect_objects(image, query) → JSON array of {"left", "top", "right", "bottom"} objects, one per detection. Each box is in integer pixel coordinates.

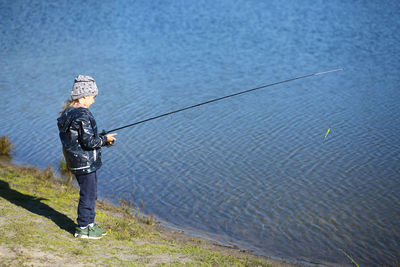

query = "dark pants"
[{"left": 75, "top": 171, "right": 97, "bottom": 227}]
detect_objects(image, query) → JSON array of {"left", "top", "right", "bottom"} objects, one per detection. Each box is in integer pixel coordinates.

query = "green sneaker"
[
  {"left": 74, "top": 226, "right": 103, "bottom": 239},
  {"left": 92, "top": 223, "right": 107, "bottom": 236}
]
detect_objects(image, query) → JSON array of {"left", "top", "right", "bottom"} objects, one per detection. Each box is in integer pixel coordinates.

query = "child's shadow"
[{"left": 0, "top": 179, "right": 76, "bottom": 235}]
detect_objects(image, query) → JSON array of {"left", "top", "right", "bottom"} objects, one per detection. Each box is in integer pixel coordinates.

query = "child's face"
[{"left": 80, "top": 95, "right": 96, "bottom": 108}]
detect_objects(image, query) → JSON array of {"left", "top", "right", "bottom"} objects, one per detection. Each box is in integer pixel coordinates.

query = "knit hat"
[{"left": 71, "top": 75, "right": 98, "bottom": 100}]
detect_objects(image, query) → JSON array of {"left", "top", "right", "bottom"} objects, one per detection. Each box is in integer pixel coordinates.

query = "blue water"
[{"left": 1, "top": 1, "right": 400, "bottom": 265}]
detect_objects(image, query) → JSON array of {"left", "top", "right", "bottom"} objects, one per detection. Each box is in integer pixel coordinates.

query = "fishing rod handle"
[{"left": 100, "top": 129, "right": 115, "bottom": 147}]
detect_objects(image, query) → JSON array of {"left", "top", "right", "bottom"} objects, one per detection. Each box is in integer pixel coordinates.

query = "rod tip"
[{"left": 315, "top": 68, "right": 344, "bottom": 75}]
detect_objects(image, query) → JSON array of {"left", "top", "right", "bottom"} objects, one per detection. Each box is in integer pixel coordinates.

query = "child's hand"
[{"left": 106, "top": 133, "right": 117, "bottom": 144}]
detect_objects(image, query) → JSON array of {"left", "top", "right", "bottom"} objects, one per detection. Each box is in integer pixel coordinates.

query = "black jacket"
[{"left": 57, "top": 107, "right": 107, "bottom": 175}]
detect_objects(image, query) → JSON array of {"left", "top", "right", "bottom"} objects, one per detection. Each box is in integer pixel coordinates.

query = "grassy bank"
[{"left": 0, "top": 160, "right": 295, "bottom": 266}]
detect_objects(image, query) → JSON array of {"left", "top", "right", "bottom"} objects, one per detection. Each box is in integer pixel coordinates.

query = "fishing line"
[{"left": 102, "top": 68, "right": 343, "bottom": 135}]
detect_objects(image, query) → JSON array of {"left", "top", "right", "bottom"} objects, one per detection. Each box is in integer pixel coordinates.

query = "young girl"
[{"left": 57, "top": 75, "right": 117, "bottom": 239}]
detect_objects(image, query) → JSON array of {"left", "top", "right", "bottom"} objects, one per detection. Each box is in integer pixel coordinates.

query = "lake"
[{"left": 1, "top": 0, "right": 399, "bottom": 265}]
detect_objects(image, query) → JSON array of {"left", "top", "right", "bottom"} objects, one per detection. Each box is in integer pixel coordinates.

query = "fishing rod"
[{"left": 102, "top": 68, "right": 343, "bottom": 135}]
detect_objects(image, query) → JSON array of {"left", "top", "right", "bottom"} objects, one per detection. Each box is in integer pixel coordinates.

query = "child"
[{"left": 57, "top": 75, "right": 117, "bottom": 239}]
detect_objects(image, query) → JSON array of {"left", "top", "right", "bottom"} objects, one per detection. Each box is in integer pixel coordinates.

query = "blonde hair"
[{"left": 59, "top": 99, "right": 75, "bottom": 114}]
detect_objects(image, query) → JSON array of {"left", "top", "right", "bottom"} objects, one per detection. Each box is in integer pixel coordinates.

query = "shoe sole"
[{"left": 74, "top": 233, "right": 103, "bottom": 239}]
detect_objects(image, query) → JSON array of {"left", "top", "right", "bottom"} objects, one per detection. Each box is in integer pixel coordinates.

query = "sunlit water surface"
[{"left": 1, "top": 1, "right": 399, "bottom": 265}]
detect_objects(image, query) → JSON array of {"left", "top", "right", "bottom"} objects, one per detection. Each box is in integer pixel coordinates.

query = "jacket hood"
[{"left": 57, "top": 107, "right": 85, "bottom": 133}]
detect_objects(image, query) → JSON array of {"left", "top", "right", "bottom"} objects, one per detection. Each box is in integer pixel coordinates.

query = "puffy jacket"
[{"left": 57, "top": 107, "right": 108, "bottom": 175}]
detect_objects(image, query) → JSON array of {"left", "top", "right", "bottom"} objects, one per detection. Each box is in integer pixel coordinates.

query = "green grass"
[
  {"left": 0, "top": 161, "right": 279, "bottom": 266},
  {"left": 339, "top": 249, "right": 360, "bottom": 267}
]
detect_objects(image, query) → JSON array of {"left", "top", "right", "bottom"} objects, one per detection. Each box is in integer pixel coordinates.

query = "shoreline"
[{"left": 0, "top": 158, "right": 299, "bottom": 266}]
